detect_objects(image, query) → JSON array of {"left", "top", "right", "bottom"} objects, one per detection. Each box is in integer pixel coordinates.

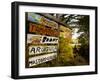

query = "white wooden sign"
[
  {"left": 27, "top": 34, "right": 59, "bottom": 44},
  {"left": 29, "top": 53, "right": 57, "bottom": 67},
  {"left": 29, "top": 45, "right": 58, "bottom": 55}
]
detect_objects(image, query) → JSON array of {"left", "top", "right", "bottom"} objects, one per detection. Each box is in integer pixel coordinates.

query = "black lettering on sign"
[
  {"left": 27, "top": 34, "right": 59, "bottom": 44},
  {"left": 42, "top": 36, "right": 58, "bottom": 43},
  {"left": 30, "top": 47, "right": 35, "bottom": 54},
  {"left": 29, "top": 46, "right": 58, "bottom": 55},
  {"left": 29, "top": 53, "right": 57, "bottom": 67}
]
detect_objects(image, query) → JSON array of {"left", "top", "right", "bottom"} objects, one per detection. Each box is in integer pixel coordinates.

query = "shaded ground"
[{"left": 72, "top": 53, "right": 89, "bottom": 65}]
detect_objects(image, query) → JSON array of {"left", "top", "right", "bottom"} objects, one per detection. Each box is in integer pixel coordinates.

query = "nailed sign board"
[
  {"left": 29, "top": 53, "right": 57, "bottom": 67},
  {"left": 27, "top": 34, "right": 59, "bottom": 44},
  {"left": 29, "top": 23, "right": 59, "bottom": 37},
  {"left": 41, "top": 17, "right": 58, "bottom": 29},
  {"left": 29, "top": 45, "right": 58, "bottom": 55}
]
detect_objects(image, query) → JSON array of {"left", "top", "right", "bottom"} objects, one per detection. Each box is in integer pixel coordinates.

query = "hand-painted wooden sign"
[
  {"left": 29, "top": 45, "right": 57, "bottom": 55},
  {"left": 27, "top": 34, "right": 58, "bottom": 44},
  {"left": 29, "top": 53, "right": 57, "bottom": 67}
]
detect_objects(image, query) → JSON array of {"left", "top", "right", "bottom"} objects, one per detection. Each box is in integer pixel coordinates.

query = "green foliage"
[
  {"left": 78, "top": 16, "right": 89, "bottom": 32},
  {"left": 59, "top": 37, "right": 73, "bottom": 62},
  {"left": 77, "top": 16, "right": 89, "bottom": 62}
]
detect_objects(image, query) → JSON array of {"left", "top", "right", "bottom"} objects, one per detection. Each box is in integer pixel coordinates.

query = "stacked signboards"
[{"left": 25, "top": 13, "right": 59, "bottom": 68}]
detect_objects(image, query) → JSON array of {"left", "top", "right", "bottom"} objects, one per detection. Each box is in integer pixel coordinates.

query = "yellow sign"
[{"left": 41, "top": 17, "right": 58, "bottom": 29}]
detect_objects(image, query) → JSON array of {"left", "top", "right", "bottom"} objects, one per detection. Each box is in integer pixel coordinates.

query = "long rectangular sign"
[
  {"left": 28, "top": 23, "right": 59, "bottom": 37},
  {"left": 29, "top": 53, "right": 57, "bottom": 67},
  {"left": 29, "top": 45, "right": 58, "bottom": 55},
  {"left": 27, "top": 34, "right": 59, "bottom": 44},
  {"left": 41, "top": 17, "right": 58, "bottom": 29}
]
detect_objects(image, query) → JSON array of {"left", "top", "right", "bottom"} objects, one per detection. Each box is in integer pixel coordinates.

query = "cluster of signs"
[{"left": 26, "top": 12, "right": 59, "bottom": 68}]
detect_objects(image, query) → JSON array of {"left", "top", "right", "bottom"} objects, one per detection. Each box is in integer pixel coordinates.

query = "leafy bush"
[{"left": 59, "top": 37, "right": 74, "bottom": 64}]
